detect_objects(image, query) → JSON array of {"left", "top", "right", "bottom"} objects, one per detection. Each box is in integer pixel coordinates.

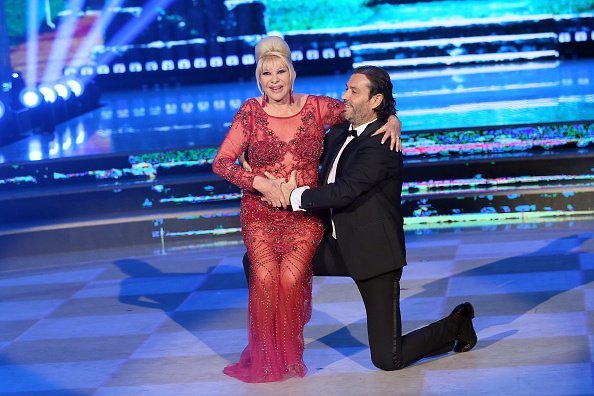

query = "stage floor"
[
  {"left": 1, "top": 59, "right": 594, "bottom": 165},
  {"left": 0, "top": 219, "right": 592, "bottom": 395}
]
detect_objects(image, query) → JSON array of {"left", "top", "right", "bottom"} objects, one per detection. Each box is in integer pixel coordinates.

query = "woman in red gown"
[{"left": 213, "top": 36, "right": 399, "bottom": 383}]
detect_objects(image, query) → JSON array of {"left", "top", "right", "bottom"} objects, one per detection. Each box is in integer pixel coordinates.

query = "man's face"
[{"left": 341, "top": 73, "right": 381, "bottom": 127}]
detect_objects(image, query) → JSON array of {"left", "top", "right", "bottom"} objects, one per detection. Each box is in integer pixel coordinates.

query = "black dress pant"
[{"left": 312, "top": 233, "right": 458, "bottom": 370}]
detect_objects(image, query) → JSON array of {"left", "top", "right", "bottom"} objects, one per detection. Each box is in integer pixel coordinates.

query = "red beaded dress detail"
[{"left": 212, "top": 95, "right": 344, "bottom": 383}]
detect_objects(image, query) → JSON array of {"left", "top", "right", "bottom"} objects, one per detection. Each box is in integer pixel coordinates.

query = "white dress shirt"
[{"left": 290, "top": 119, "right": 377, "bottom": 238}]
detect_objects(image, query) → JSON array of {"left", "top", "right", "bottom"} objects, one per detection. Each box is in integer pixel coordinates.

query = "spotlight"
[
  {"left": 54, "top": 82, "right": 72, "bottom": 100},
  {"left": 20, "top": 89, "right": 42, "bottom": 108},
  {"left": 559, "top": 32, "right": 571, "bottom": 43},
  {"left": 291, "top": 51, "right": 304, "bottom": 61},
  {"left": 322, "top": 49, "right": 336, "bottom": 59},
  {"left": 39, "top": 84, "right": 58, "bottom": 103},
  {"left": 64, "top": 67, "right": 78, "bottom": 76},
  {"left": 0, "top": 100, "right": 5, "bottom": 119},
  {"left": 80, "top": 66, "right": 95, "bottom": 76},
  {"left": 129, "top": 62, "right": 143, "bottom": 72},
  {"left": 65, "top": 79, "right": 85, "bottom": 97}
]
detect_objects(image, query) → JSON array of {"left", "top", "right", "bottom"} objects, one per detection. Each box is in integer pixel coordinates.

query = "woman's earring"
[
  {"left": 262, "top": 93, "right": 267, "bottom": 108},
  {"left": 290, "top": 90, "right": 294, "bottom": 104}
]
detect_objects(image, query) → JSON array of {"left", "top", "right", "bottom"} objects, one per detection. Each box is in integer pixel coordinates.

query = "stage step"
[{"left": 1, "top": 143, "right": 593, "bottom": 258}]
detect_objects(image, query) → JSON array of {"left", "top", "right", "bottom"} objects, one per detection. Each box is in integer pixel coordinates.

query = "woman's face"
[{"left": 260, "top": 57, "right": 292, "bottom": 103}]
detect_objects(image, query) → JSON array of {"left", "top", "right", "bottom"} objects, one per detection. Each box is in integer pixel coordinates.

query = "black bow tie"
[{"left": 348, "top": 128, "right": 358, "bottom": 138}]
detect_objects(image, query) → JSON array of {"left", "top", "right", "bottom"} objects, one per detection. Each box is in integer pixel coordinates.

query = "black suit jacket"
[{"left": 300, "top": 120, "right": 407, "bottom": 280}]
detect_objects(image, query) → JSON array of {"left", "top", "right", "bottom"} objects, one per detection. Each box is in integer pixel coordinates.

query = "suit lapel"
[
  {"left": 321, "top": 123, "right": 350, "bottom": 185},
  {"left": 335, "top": 119, "right": 383, "bottom": 178}
]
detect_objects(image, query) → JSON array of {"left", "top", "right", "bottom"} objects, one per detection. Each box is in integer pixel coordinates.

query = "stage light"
[
  {"left": 65, "top": 79, "right": 85, "bottom": 97},
  {"left": 161, "top": 60, "right": 175, "bottom": 71},
  {"left": 322, "top": 49, "right": 336, "bottom": 59},
  {"left": 80, "top": 66, "right": 95, "bottom": 76},
  {"left": 575, "top": 31, "right": 587, "bottom": 42},
  {"left": 129, "top": 62, "right": 143, "bottom": 72},
  {"left": 338, "top": 48, "right": 352, "bottom": 58},
  {"left": 0, "top": 100, "right": 5, "bottom": 119},
  {"left": 12, "top": 72, "right": 20, "bottom": 79},
  {"left": 291, "top": 50, "right": 304, "bottom": 61},
  {"left": 210, "top": 57, "right": 223, "bottom": 68},
  {"left": 177, "top": 59, "right": 191, "bottom": 70},
  {"left": 146, "top": 61, "right": 159, "bottom": 71},
  {"left": 64, "top": 67, "right": 78, "bottom": 76},
  {"left": 242, "top": 54, "right": 255, "bottom": 65},
  {"left": 97, "top": 65, "right": 110, "bottom": 75},
  {"left": 306, "top": 49, "right": 320, "bottom": 60},
  {"left": 54, "top": 82, "right": 72, "bottom": 100},
  {"left": 559, "top": 32, "right": 571, "bottom": 43},
  {"left": 112, "top": 63, "right": 126, "bottom": 74},
  {"left": 20, "top": 89, "right": 42, "bottom": 108},
  {"left": 194, "top": 58, "right": 207, "bottom": 68},
  {"left": 38, "top": 84, "right": 58, "bottom": 103},
  {"left": 226, "top": 55, "right": 239, "bottom": 66}
]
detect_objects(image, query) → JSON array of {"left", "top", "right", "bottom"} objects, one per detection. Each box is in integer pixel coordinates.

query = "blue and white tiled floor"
[{"left": 1, "top": 219, "right": 593, "bottom": 395}]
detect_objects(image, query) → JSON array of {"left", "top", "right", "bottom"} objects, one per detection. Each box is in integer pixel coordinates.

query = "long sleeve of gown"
[
  {"left": 212, "top": 101, "right": 256, "bottom": 191},
  {"left": 316, "top": 96, "right": 345, "bottom": 130}
]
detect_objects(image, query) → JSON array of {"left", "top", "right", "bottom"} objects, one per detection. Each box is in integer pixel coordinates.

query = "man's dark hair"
[{"left": 352, "top": 66, "right": 397, "bottom": 122}]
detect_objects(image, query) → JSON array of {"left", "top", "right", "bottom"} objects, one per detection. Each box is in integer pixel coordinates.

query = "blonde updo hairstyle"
[{"left": 255, "top": 36, "right": 296, "bottom": 95}]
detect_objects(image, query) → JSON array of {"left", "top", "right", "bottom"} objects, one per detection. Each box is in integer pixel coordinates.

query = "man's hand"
[
  {"left": 372, "top": 115, "right": 402, "bottom": 152},
  {"left": 280, "top": 170, "right": 297, "bottom": 205},
  {"left": 253, "top": 172, "right": 287, "bottom": 208},
  {"left": 238, "top": 152, "right": 252, "bottom": 172}
]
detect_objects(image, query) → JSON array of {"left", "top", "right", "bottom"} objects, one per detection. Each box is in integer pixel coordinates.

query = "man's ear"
[{"left": 371, "top": 93, "right": 383, "bottom": 110}]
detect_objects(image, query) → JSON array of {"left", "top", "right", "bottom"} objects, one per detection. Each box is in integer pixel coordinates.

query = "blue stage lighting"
[
  {"left": 0, "top": 100, "right": 5, "bottom": 119},
  {"left": 194, "top": 58, "right": 207, "bottom": 68},
  {"left": 306, "top": 49, "right": 320, "bottom": 60},
  {"left": 226, "top": 56, "right": 239, "bottom": 66},
  {"left": 291, "top": 51, "right": 304, "bottom": 61},
  {"left": 97, "top": 65, "right": 110, "bottom": 75},
  {"left": 242, "top": 54, "right": 256, "bottom": 65},
  {"left": 113, "top": 63, "right": 126, "bottom": 74},
  {"left": 64, "top": 67, "right": 78, "bottom": 76},
  {"left": 20, "top": 89, "right": 42, "bottom": 108},
  {"left": 322, "top": 48, "right": 336, "bottom": 59},
  {"left": 177, "top": 59, "right": 191, "bottom": 70},
  {"left": 559, "top": 32, "right": 571, "bottom": 43},
  {"left": 575, "top": 31, "right": 587, "bottom": 42},
  {"left": 146, "top": 61, "right": 159, "bottom": 72},
  {"left": 54, "top": 82, "right": 72, "bottom": 100},
  {"left": 210, "top": 57, "right": 223, "bottom": 68},
  {"left": 129, "top": 62, "right": 143, "bottom": 72},
  {"left": 338, "top": 48, "right": 352, "bottom": 58},
  {"left": 39, "top": 84, "right": 58, "bottom": 103},
  {"left": 80, "top": 66, "right": 95, "bottom": 76},
  {"left": 162, "top": 60, "right": 175, "bottom": 71},
  {"left": 65, "top": 79, "right": 85, "bottom": 97}
]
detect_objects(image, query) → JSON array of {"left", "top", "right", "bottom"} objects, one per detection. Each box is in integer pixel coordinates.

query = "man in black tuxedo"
[{"left": 247, "top": 66, "right": 477, "bottom": 370}]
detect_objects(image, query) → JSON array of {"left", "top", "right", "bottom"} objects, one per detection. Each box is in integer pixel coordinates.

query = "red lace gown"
[{"left": 212, "top": 95, "right": 345, "bottom": 383}]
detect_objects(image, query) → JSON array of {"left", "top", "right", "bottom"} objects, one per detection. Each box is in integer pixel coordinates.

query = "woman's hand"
[
  {"left": 372, "top": 115, "right": 402, "bottom": 152},
  {"left": 253, "top": 172, "right": 288, "bottom": 208}
]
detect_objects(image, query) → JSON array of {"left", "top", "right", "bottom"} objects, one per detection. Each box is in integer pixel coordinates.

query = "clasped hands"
[{"left": 252, "top": 170, "right": 298, "bottom": 209}]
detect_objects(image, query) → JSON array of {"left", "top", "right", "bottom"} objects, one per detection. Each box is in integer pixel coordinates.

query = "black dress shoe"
[{"left": 450, "top": 302, "right": 477, "bottom": 353}]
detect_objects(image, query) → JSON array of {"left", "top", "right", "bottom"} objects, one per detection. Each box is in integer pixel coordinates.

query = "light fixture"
[
  {"left": 65, "top": 78, "right": 84, "bottom": 97},
  {"left": 20, "top": 89, "right": 42, "bottom": 108},
  {"left": 53, "top": 82, "right": 72, "bottom": 100},
  {"left": 38, "top": 84, "right": 58, "bottom": 103}
]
